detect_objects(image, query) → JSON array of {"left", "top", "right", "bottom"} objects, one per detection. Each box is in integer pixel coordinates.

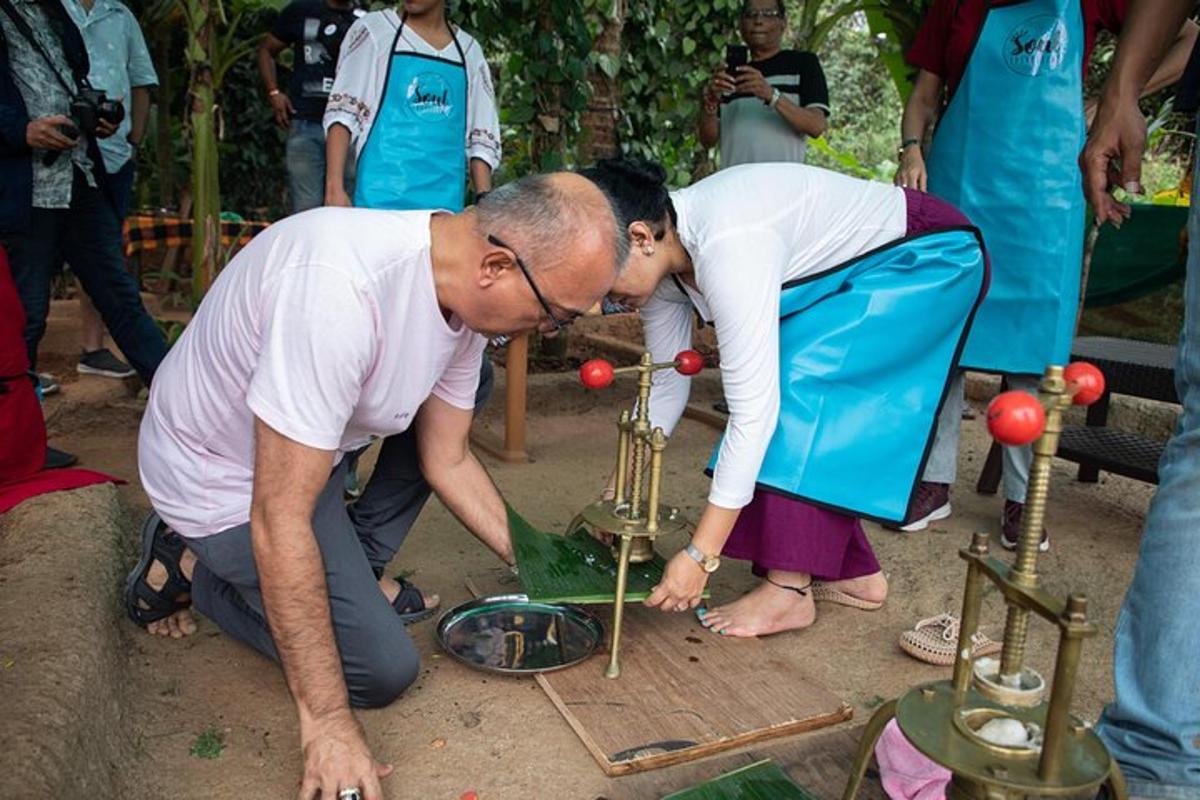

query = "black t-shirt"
[
  {"left": 271, "top": 0, "right": 363, "bottom": 120},
  {"left": 721, "top": 50, "right": 829, "bottom": 110}
]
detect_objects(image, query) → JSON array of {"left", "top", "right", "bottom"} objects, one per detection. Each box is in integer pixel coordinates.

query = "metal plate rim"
[{"left": 435, "top": 593, "right": 605, "bottom": 676}]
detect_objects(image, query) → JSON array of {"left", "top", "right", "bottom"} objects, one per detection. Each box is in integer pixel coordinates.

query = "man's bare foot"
[
  {"left": 144, "top": 549, "right": 198, "bottom": 639},
  {"left": 378, "top": 576, "right": 439, "bottom": 613},
  {"left": 697, "top": 578, "right": 816, "bottom": 638},
  {"left": 816, "top": 571, "right": 889, "bottom": 607}
]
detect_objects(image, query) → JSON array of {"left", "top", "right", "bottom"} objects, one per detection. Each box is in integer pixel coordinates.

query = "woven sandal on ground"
[
  {"left": 899, "top": 612, "right": 1001, "bottom": 666},
  {"left": 811, "top": 582, "right": 884, "bottom": 611}
]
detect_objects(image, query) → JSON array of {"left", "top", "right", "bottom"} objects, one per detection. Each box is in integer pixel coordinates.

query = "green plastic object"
[
  {"left": 509, "top": 504, "right": 672, "bottom": 604},
  {"left": 661, "top": 759, "right": 815, "bottom": 800},
  {"left": 1085, "top": 204, "right": 1188, "bottom": 308}
]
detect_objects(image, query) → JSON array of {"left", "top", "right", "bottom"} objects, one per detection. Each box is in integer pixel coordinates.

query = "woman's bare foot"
[
  {"left": 378, "top": 576, "right": 439, "bottom": 612},
  {"left": 143, "top": 549, "right": 198, "bottom": 639},
  {"left": 816, "top": 571, "right": 889, "bottom": 607},
  {"left": 698, "top": 575, "right": 816, "bottom": 638}
]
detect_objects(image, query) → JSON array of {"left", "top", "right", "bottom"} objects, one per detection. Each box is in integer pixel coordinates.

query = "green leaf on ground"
[{"left": 190, "top": 726, "right": 226, "bottom": 760}]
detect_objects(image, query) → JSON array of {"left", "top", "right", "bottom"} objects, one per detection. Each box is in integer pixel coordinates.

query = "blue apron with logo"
[
  {"left": 925, "top": 0, "right": 1085, "bottom": 375},
  {"left": 706, "top": 229, "right": 989, "bottom": 523},
  {"left": 354, "top": 14, "right": 468, "bottom": 211}
]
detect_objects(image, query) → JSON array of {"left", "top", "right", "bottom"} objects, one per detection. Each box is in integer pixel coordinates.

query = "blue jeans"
[
  {"left": 286, "top": 118, "right": 354, "bottom": 214},
  {"left": 2, "top": 168, "right": 166, "bottom": 386},
  {"left": 1095, "top": 122, "right": 1200, "bottom": 799}
]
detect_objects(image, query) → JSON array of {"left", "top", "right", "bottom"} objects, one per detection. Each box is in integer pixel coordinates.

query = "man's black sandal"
[
  {"left": 390, "top": 575, "right": 438, "bottom": 625},
  {"left": 124, "top": 512, "right": 192, "bottom": 626}
]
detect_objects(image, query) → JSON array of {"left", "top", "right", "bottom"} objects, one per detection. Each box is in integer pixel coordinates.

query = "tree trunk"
[
  {"left": 188, "top": 0, "right": 221, "bottom": 304},
  {"left": 578, "top": 1, "right": 625, "bottom": 163},
  {"left": 531, "top": 0, "right": 564, "bottom": 171},
  {"left": 153, "top": 30, "right": 174, "bottom": 209}
]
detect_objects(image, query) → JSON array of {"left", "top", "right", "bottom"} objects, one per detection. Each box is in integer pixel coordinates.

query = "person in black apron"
[
  {"left": 892, "top": 0, "right": 1196, "bottom": 545},
  {"left": 1084, "top": 5, "right": 1200, "bottom": 795}
]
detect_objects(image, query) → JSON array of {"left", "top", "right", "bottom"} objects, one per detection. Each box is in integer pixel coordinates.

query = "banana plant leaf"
[
  {"left": 661, "top": 760, "right": 815, "bottom": 800},
  {"left": 508, "top": 504, "right": 703, "bottom": 605}
]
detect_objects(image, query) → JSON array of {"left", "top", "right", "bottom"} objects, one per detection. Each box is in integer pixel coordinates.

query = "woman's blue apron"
[
  {"left": 925, "top": 0, "right": 1086, "bottom": 375},
  {"left": 353, "top": 14, "right": 468, "bottom": 211},
  {"left": 706, "top": 229, "right": 989, "bottom": 523}
]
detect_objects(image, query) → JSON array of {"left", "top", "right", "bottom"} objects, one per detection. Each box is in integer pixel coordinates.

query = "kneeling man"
[{"left": 125, "top": 173, "right": 625, "bottom": 798}]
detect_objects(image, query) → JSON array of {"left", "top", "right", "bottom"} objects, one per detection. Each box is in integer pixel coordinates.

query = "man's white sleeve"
[
  {"left": 325, "top": 18, "right": 382, "bottom": 151},
  {"left": 246, "top": 265, "right": 375, "bottom": 451},
  {"left": 464, "top": 40, "right": 501, "bottom": 168}
]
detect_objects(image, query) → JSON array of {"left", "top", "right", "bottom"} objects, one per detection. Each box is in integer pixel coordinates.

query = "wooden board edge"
[
  {"left": 535, "top": 668, "right": 619, "bottom": 776},
  {"left": 600, "top": 704, "right": 855, "bottom": 776},
  {"left": 682, "top": 402, "right": 727, "bottom": 431}
]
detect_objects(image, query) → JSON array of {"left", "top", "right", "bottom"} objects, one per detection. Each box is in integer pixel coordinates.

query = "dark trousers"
[
  {"left": 187, "top": 360, "right": 493, "bottom": 708},
  {"left": 2, "top": 168, "right": 166, "bottom": 385}
]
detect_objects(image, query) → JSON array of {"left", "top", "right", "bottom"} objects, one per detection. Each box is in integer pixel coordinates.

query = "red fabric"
[
  {"left": 0, "top": 244, "right": 46, "bottom": 482},
  {"left": 0, "top": 244, "right": 122, "bottom": 513},
  {"left": 0, "top": 469, "right": 125, "bottom": 514},
  {"left": 906, "top": 0, "right": 1127, "bottom": 98}
]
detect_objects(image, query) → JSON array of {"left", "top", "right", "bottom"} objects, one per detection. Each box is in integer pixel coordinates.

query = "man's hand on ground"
[
  {"left": 299, "top": 709, "right": 392, "bottom": 800},
  {"left": 26, "top": 115, "right": 77, "bottom": 150}
]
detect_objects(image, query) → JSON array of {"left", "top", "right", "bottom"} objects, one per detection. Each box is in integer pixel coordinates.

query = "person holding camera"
[
  {"left": 699, "top": 0, "right": 829, "bottom": 169},
  {"left": 257, "top": 0, "right": 364, "bottom": 214},
  {"left": 0, "top": 0, "right": 166, "bottom": 402},
  {"left": 56, "top": 0, "right": 156, "bottom": 384}
]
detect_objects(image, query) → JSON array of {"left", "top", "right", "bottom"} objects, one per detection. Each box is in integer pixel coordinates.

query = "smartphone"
[
  {"left": 58, "top": 122, "right": 80, "bottom": 140},
  {"left": 725, "top": 44, "right": 749, "bottom": 73}
]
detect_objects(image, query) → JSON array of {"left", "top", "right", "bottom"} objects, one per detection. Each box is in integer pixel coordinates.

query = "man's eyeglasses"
[
  {"left": 487, "top": 234, "right": 578, "bottom": 332},
  {"left": 741, "top": 8, "right": 784, "bottom": 19}
]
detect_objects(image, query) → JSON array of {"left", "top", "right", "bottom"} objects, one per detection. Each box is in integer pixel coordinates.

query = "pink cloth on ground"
[{"left": 875, "top": 719, "right": 952, "bottom": 800}]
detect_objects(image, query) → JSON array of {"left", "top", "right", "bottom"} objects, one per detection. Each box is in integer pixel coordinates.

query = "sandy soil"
[{"left": 4, "top": 301, "right": 1156, "bottom": 799}]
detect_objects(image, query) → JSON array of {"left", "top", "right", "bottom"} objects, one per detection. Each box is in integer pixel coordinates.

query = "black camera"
[{"left": 68, "top": 85, "right": 125, "bottom": 136}]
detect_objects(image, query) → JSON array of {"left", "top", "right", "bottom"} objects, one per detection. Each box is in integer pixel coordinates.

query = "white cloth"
[
  {"left": 324, "top": 11, "right": 501, "bottom": 168},
  {"left": 138, "top": 209, "right": 487, "bottom": 539},
  {"left": 641, "top": 163, "right": 908, "bottom": 509}
]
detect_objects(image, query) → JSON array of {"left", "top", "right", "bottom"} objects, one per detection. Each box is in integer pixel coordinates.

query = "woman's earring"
[{"left": 643, "top": 247, "right": 655, "bottom": 256}]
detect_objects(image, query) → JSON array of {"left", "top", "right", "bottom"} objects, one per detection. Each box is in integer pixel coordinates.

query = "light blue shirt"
[{"left": 63, "top": 0, "right": 157, "bottom": 173}]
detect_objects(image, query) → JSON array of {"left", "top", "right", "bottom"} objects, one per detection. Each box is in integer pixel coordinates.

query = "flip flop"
[
  {"left": 811, "top": 582, "right": 884, "bottom": 611},
  {"left": 390, "top": 575, "right": 439, "bottom": 625}
]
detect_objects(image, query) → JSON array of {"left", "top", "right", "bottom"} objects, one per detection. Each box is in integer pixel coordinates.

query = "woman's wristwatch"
[
  {"left": 898, "top": 137, "right": 921, "bottom": 156},
  {"left": 685, "top": 542, "right": 721, "bottom": 573}
]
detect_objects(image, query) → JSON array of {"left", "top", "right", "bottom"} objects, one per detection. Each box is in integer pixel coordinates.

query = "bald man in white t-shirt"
[{"left": 124, "top": 173, "right": 626, "bottom": 797}]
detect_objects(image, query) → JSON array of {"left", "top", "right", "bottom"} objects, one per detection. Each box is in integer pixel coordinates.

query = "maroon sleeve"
[{"left": 906, "top": 0, "right": 955, "bottom": 77}]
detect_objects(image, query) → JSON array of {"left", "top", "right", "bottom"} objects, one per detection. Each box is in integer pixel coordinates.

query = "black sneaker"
[
  {"left": 44, "top": 446, "right": 79, "bottom": 469},
  {"left": 888, "top": 481, "right": 952, "bottom": 532},
  {"left": 1000, "top": 500, "right": 1049, "bottom": 552},
  {"left": 77, "top": 348, "right": 136, "bottom": 379}
]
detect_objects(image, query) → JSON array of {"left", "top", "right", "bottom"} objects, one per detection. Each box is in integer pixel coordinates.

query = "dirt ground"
[{"left": 8, "top": 299, "right": 1158, "bottom": 800}]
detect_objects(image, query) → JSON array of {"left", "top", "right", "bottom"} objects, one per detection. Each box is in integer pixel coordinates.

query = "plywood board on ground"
[
  {"left": 613, "top": 724, "right": 889, "bottom": 800},
  {"left": 465, "top": 573, "right": 852, "bottom": 776}
]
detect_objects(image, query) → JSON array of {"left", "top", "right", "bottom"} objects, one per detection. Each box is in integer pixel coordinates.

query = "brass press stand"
[
  {"left": 568, "top": 352, "right": 695, "bottom": 678},
  {"left": 843, "top": 365, "right": 1127, "bottom": 800}
]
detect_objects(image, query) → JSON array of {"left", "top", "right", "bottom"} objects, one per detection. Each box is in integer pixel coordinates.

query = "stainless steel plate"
[{"left": 435, "top": 594, "right": 604, "bottom": 675}]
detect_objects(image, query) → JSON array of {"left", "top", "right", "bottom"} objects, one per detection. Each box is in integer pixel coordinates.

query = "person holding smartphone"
[{"left": 699, "top": 0, "right": 829, "bottom": 168}]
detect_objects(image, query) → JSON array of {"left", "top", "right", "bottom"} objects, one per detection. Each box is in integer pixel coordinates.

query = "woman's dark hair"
[{"left": 579, "top": 158, "right": 676, "bottom": 240}]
